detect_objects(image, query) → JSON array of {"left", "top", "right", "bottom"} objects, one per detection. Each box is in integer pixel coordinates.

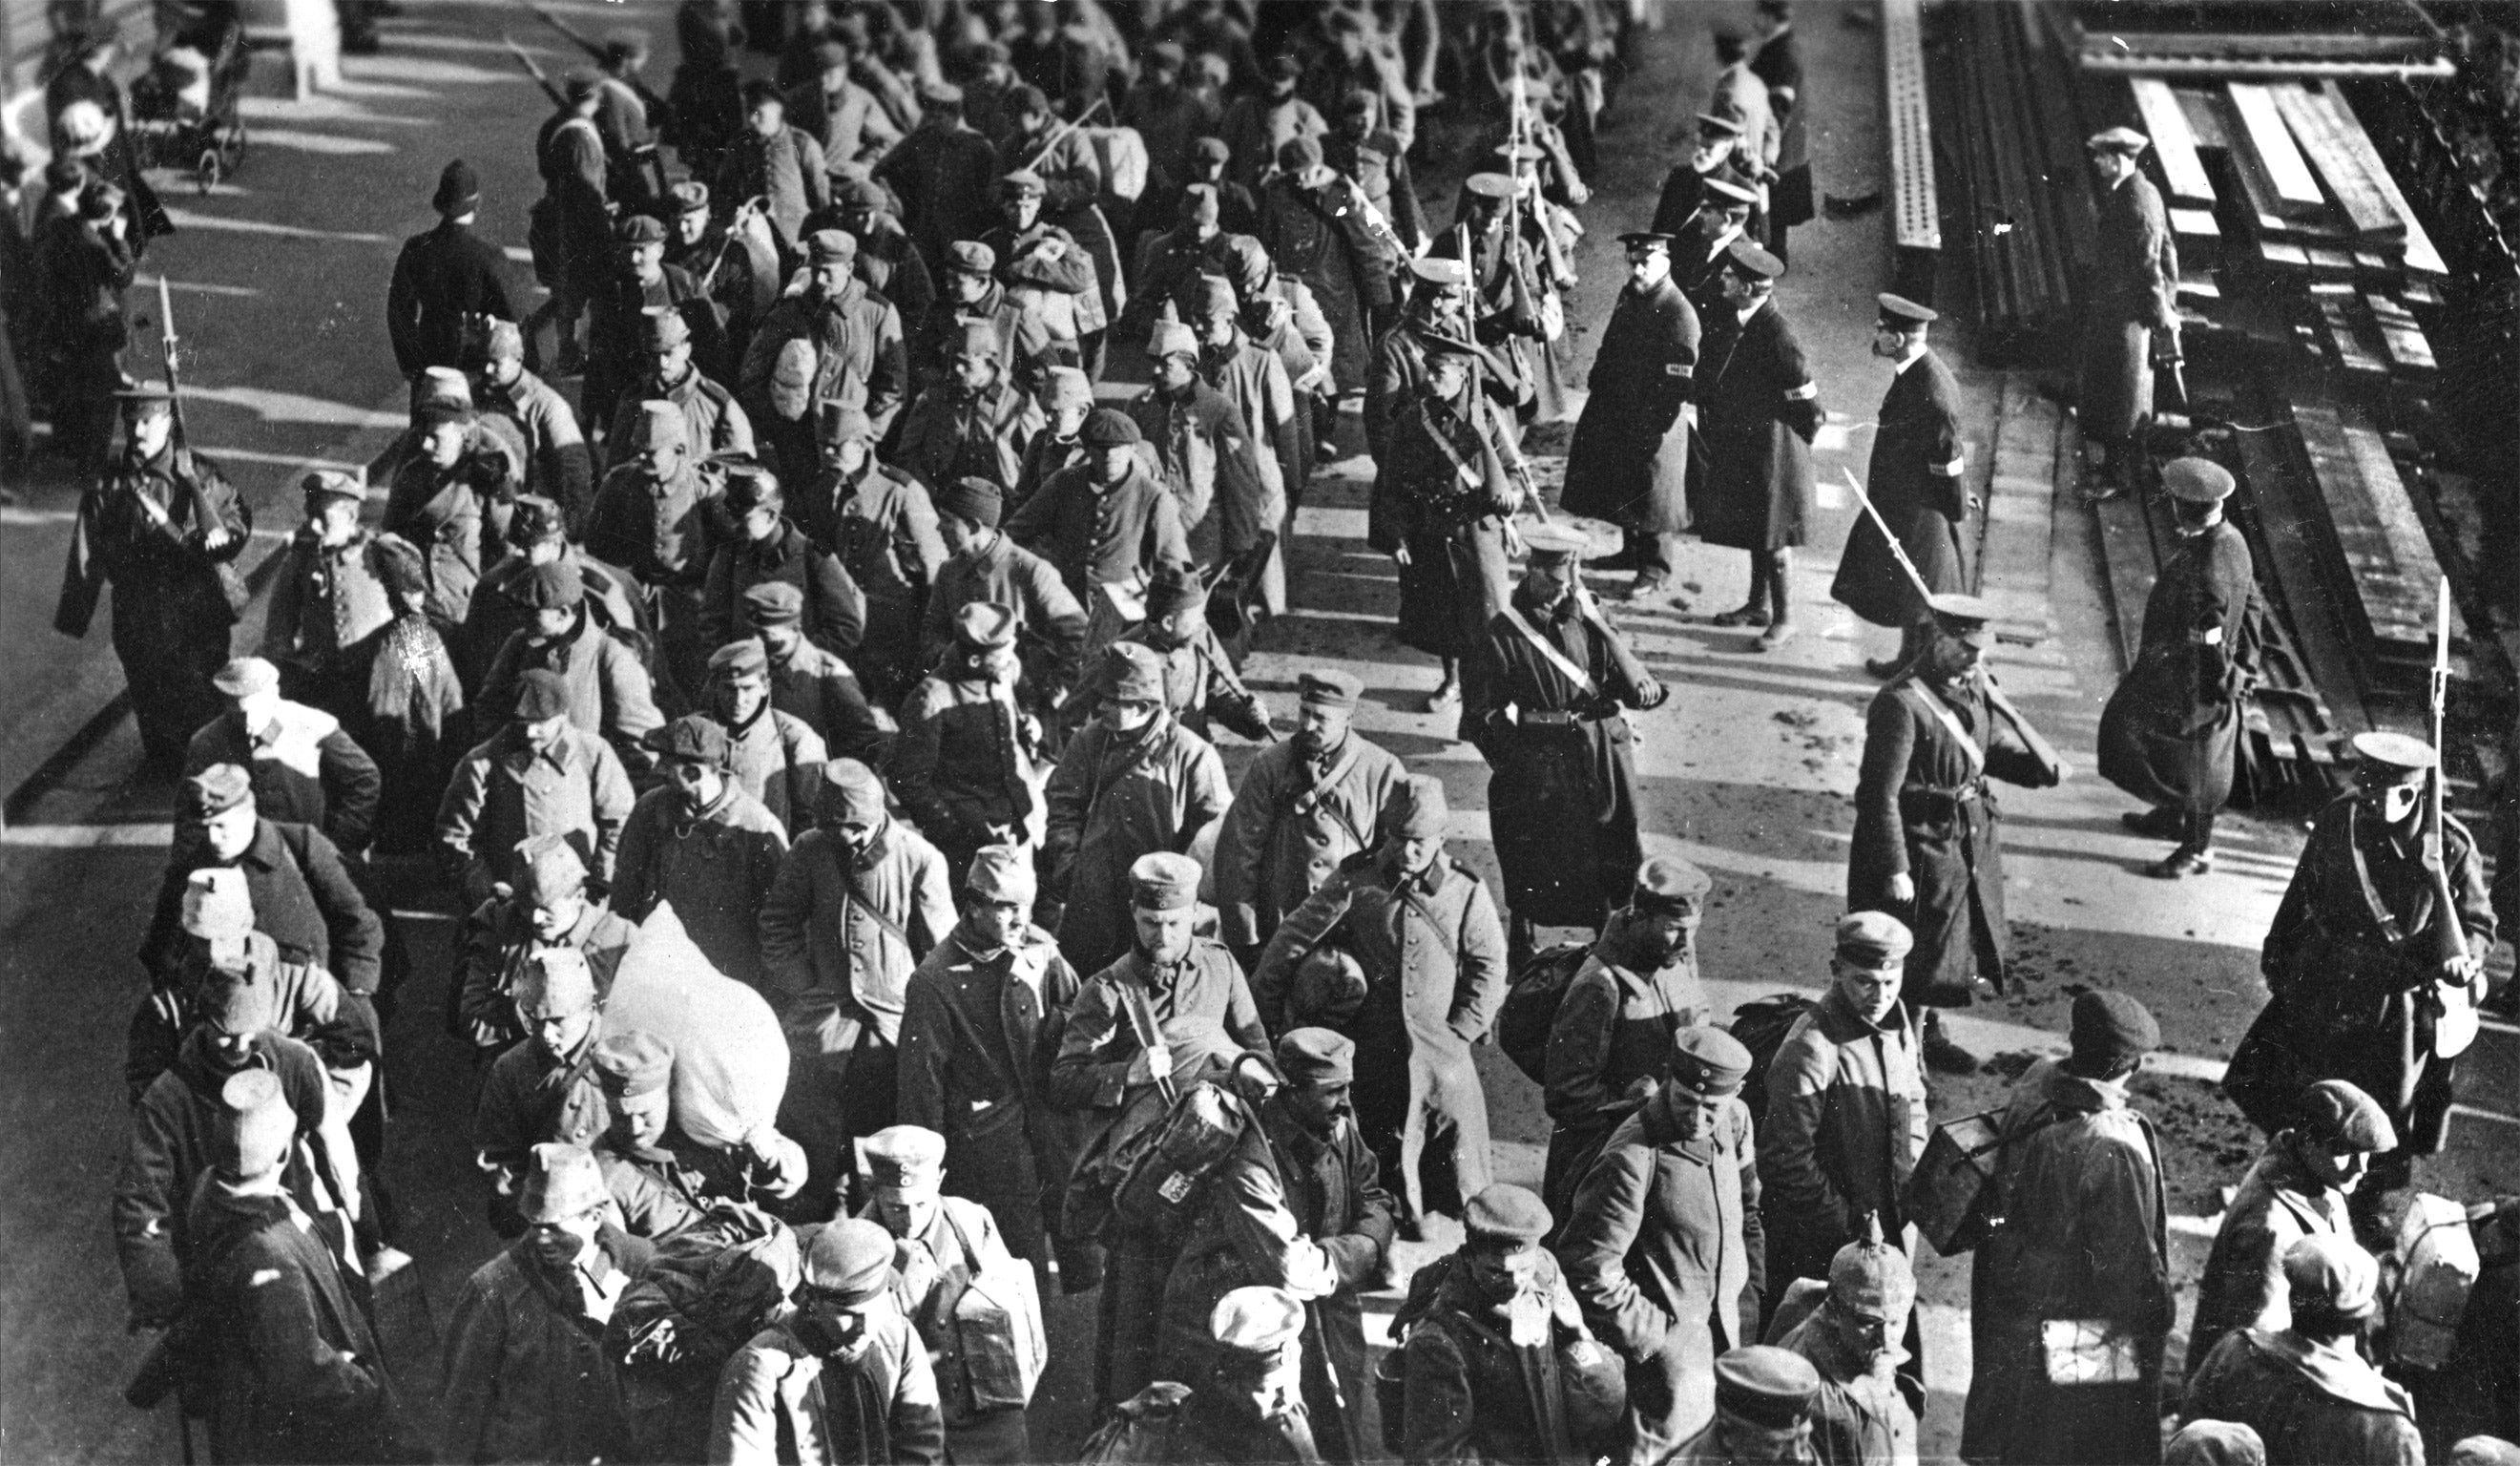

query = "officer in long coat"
[
  {"left": 1471, "top": 522, "right": 1670, "bottom": 963},
  {"left": 897, "top": 845, "right": 1082, "bottom": 1264},
  {"left": 1557, "top": 1027, "right": 1766, "bottom": 1460},
  {"left": 1211, "top": 671, "right": 1408, "bottom": 971},
  {"left": 2079, "top": 127, "right": 2179, "bottom": 496},
  {"left": 1961, "top": 993, "right": 2173, "bottom": 1466},
  {"left": 2189, "top": 1079, "right": 2395, "bottom": 1387},
  {"left": 55, "top": 385, "right": 252, "bottom": 770},
  {"left": 1252, "top": 776, "right": 1508, "bottom": 1230},
  {"left": 1561, "top": 231, "right": 1697, "bottom": 598},
  {"left": 1691, "top": 241, "right": 1822, "bottom": 650},
  {"left": 1041, "top": 642, "right": 1233, "bottom": 976},
  {"left": 2098, "top": 457, "right": 2262, "bottom": 877},
  {"left": 1830, "top": 295, "right": 1971, "bottom": 678},
  {"left": 1847, "top": 594, "right": 2065, "bottom": 1073},
  {"left": 2224, "top": 731, "right": 2493, "bottom": 1174},
  {"left": 1156, "top": 1029, "right": 1398, "bottom": 1464},
  {"left": 1370, "top": 333, "right": 1525, "bottom": 716},
  {"left": 1542, "top": 857, "right": 1714, "bottom": 1224}
]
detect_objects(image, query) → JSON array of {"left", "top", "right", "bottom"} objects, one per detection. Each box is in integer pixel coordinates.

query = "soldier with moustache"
[
  {"left": 701, "top": 638, "right": 827, "bottom": 833},
  {"left": 1847, "top": 594, "right": 2065, "bottom": 1074},
  {"left": 801, "top": 401, "right": 946, "bottom": 696},
  {"left": 1365, "top": 256, "right": 1529, "bottom": 471},
  {"left": 897, "top": 844, "right": 1084, "bottom": 1263},
  {"left": 1829, "top": 295, "right": 1972, "bottom": 679},
  {"left": 1560, "top": 230, "right": 1699, "bottom": 598},
  {"left": 602, "top": 304, "right": 755, "bottom": 471},
  {"left": 1212, "top": 671, "right": 1407, "bottom": 974},
  {"left": 1058, "top": 562, "right": 1273, "bottom": 746},
  {"left": 2224, "top": 731, "right": 2493, "bottom": 1200},
  {"left": 1470, "top": 522, "right": 1670, "bottom": 965},
  {"left": 1769, "top": 1224, "right": 1922, "bottom": 1466},
  {"left": 477, "top": 559, "right": 666, "bottom": 774},
  {"left": 463, "top": 494, "right": 649, "bottom": 694},
  {"left": 260, "top": 472, "right": 401, "bottom": 728},
  {"left": 1542, "top": 857, "right": 1716, "bottom": 1223},
  {"left": 586, "top": 215, "right": 717, "bottom": 435},
  {"left": 54, "top": 384, "right": 252, "bottom": 771},
  {"left": 2098, "top": 457, "right": 2263, "bottom": 878},
  {"left": 1004, "top": 408, "right": 1191, "bottom": 665}
]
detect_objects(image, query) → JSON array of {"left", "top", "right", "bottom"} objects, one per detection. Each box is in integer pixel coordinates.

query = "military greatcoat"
[
  {"left": 1830, "top": 350, "right": 1968, "bottom": 630},
  {"left": 1259, "top": 171, "right": 1395, "bottom": 396},
  {"left": 1210, "top": 731, "right": 1409, "bottom": 955},
  {"left": 2225, "top": 793, "right": 2493, "bottom": 1153},
  {"left": 1560, "top": 276, "right": 1697, "bottom": 538},
  {"left": 2097, "top": 518, "right": 2261, "bottom": 816},
  {"left": 2079, "top": 172, "right": 2179, "bottom": 448},
  {"left": 1041, "top": 711, "right": 1232, "bottom": 977},
  {"left": 1370, "top": 385, "right": 1519, "bottom": 663},
  {"left": 1689, "top": 298, "right": 1822, "bottom": 552}
]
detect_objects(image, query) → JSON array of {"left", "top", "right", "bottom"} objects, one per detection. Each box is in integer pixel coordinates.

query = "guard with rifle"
[
  {"left": 1847, "top": 591, "right": 2066, "bottom": 1075},
  {"left": 55, "top": 372, "right": 251, "bottom": 774},
  {"left": 2226, "top": 716, "right": 2494, "bottom": 1217}
]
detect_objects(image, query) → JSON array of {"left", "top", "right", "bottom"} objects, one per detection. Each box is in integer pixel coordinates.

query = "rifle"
[
  {"left": 157, "top": 274, "right": 190, "bottom": 447},
  {"left": 696, "top": 195, "right": 770, "bottom": 295},
  {"left": 517, "top": 0, "right": 675, "bottom": 137},
  {"left": 500, "top": 33, "right": 568, "bottom": 109},
  {"left": 2426, "top": 574, "right": 2481, "bottom": 1058},
  {"left": 1838, "top": 467, "right": 2068, "bottom": 779}
]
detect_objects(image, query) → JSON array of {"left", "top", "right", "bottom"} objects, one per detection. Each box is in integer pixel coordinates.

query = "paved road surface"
[{"left": 5, "top": 4, "right": 2514, "bottom": 1462}]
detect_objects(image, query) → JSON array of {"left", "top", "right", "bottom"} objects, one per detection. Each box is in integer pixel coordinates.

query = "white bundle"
[{"left": 600, "top": 902, "right": 790, "bottom": 1150}]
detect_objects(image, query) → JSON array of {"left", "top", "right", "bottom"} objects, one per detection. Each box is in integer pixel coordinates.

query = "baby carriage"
[{"left": 127, "top": 12, "right": 249, "bottom": 193}]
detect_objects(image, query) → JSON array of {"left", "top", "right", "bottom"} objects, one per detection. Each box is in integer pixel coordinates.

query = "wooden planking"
[
  {"left": 1977, "top": 376, "right": 2058, "bottom": 644},
  {"left": 2365, "top": 293, "right": 2437, "bottom": 375},
  {"left": 2319, "top": 82, "right": 2449, "bottom": 278},
  {"left": 2342, "top": 407, "right": 2464, "bottom": 650},
  {"left": 2270, "top": 83, "right": 2403, "bottom": 240},
  {"left": 2318, "top": 299, "right": 2390, "bottom": 378},
  {"left": 2234, "top": 410, "right": 2374, "bottom": 742},
  {"left": 2294, "top": 402, "right": 2430, "bottom": 659},
  {"left": 2228, "top": 83, "right": 2327, "bottom": 211},
  {"left": 2177, "top": 87, "right": 2230, "bottom": 149},
  {"left": 2132, "top": 77, "right": 2216, "bottom": 206},
  {"left": 2092, "top": 478, "right": 2158, "bottom": 670}
]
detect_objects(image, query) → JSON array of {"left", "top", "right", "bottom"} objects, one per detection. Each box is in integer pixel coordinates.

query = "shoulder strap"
[
  {"left": 1895, "top": 680, "right": 1986, "bottom": 779},
  {"left": 829, "top": 844, "right": 917, "bottom": 952},
  {"left": 1502, "top": 606, "right": 1598, "bottom": 697}
]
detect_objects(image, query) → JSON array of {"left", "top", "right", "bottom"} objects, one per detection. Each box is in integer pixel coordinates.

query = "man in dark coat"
[
  {"left": 892, "top": 317, "right": 1042, "bottom": 498},
  {"left": 1750, "top": 3, "right": 1813, "bottom": 262},
  {"left": 2186, "top": 1235, "right": 2424, "bottom": 1466},
  {"left": 585, "top": 215, "right": 718, "bottom": 438},
  {"left": 1650, "top": 112, "right": 1764, "bottom": 243},
  {"left": 476, "top": 559, "right": 665, "bottom": 772},
  {"left": 2189, "top": 1080, "right": 2395, "bottom": 1389},
  {"left": 585, "top": 402, "right": 732, "bottom": 709},
  {"left": 713, "top": 79, "right": 829, "bottom": 258},
  {"left": 741, "top": 229, "right": 909, "bottom": 438},
  {"left": 1369, "top": 334, "right": 1524, "bottom": 716},
  {"left": 2098, "top": 457, "right": 2262, "bottom": 877},
  {"left": 1961, "top": 993, "right": 2173, "bottom": 1466},
  {"left": 745, "top": 579, "right": 884, "bottom": 764},
  {"left": 183, "top": 1070, "right": 410, "bottom": 1465},
  {"left": 1259, "top": 136, "right": 1396, "bottom": 399},
  {"left": 185, "top": 657, "right": 382, "bottom": 856},
  {"left": 472, "top": 951, "right": 614, "bottom": 1233},
  {"left": 1557, "top": 1027, "right": 1766, "bottom": 1460},
  {"left": 1155, "top": 1029, "right": 1398, "bottom": 1464},
  {"left": 1006, "top": 408, "right": 1189, "bottom": 618},
  {"left": 261, "top": 473, "right": 404, "bottom": 723},
  {"left": 1830, "top": 295, "right": 1971, "bottom": 679},
  {"left": 698, "top": 467, "right": 865, "bottom": 660},
  {"left": 1561, "top": 231, "right": 1698, "bottom": 598},
  {"left": 1211, "top": 671, "right": 1408, "bottom": 972},
  {"left": 876, "top": 81, "right": 1001, "bottom": 278},
  {"left": 1469, "top": 522, "right": 1670, "bottom": 964},
  {"left": 1541, "top": 857, "right": 1715, "bottom": 1225},
  {"left": 896, "top": 845, "right": 1082, "bottom": 1263},
  {"left": 925, "top": 481, "right": 1090, "bottom": 706},
  {"left": 602, "top": 306, "right": 755, "bottom": 472},
  {"left": 2078, "top": 127, "right": 2179, "bottom": 496},
  {"left": 54, "top": 386, "right": 251, "bottom": 770},
  {"left": 387, "top": 160, "right": 518, "bottom": 380},
  {"left": 144, "top": 764, "right": 385, "bottom": 999},
  {"left": 889, "top": 601, "right": 1049, "bottom": 881},
  {"left": 453, "top": 834, "right": 635, "bottom": 1057},
  {"left": 1252, "top": 776, "right": 1508, "bottom": 1229},
  {"left": 2224, "top": 731, "right": 2493, "bottom": 1178},
  {"left": 1691, "top": 241, "right": 1822, "bottom": 649},
  {"left": 1847, "top": 594, "right": 2065, "bottom": 1073}
]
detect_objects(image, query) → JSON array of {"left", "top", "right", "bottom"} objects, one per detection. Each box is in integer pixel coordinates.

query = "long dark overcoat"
[
  {"left": 2096, "top": 518, "right": 2260, "bottom": 813},
  {"left": 1831, "top": 350, "right": 1967, "bottom": 628},
  {"left": 1561, "top": 277, "right": 1697, "bottom": 536},
  {"left": 1689, "top": 298, "right": 1821, "bottom": 552}
]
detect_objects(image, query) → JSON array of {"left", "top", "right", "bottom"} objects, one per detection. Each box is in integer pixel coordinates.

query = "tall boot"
[
  {"left": 2146, "top": 809, "right": 2215, "bottom": 878},
  {"left": 1759, "top": 548, "right": 1799, "bottom": 648},
  {"left": 1920, "top": 1008, "right": 1980, "bottom": 1075},
  {"left": 1713, "top": 551, "right": 1770, "bottom": 626}
]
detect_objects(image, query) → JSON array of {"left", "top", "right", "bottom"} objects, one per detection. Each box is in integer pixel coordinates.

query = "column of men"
[{"left": 73, "top": 4, "right": 2520, "bottom": 1465}]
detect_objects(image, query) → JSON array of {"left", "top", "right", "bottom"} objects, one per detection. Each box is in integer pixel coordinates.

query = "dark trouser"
[
  {"left": 1742, "top": 547, "right": 1796, "bottom": 621},
  {"left": 1631, "top": 529, "right": 1679, "bottom": 580},
  {"left": 776, "top": 1022, "right": 898, "bottom": 1219},
  {"left": 115, "top": 595, "right": 232, "bottom": 767},
  {"left": 1096, "top": 1237, "right": 1181, "bottom": 1414}
]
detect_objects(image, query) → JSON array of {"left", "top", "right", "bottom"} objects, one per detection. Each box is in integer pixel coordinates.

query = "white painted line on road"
[
  {"left": 138, "top": 275, "right": 264, "bottom": 298},
  {"left": 185, "top": 386, "right": 410, "bottom": 431},
  {"left": 159, "top": 206, "right": 392, "bottom": 245},
  {"left": 1, "top": 824, "right": 173, "bottom": 848},
  {"left": 240, "top": 128, "right": 399, "bottom": 157},
  {"left": 192, "top": 446, "right": 363, "bottom": 472}
]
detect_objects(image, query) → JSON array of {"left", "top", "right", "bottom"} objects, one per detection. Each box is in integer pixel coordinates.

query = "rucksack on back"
[
  {"left": 1726, "top": 993, "right": 1817, "bottom": 1125},
  {"left": 1088, "top": 125, "right": 1149, "bottom": 201},
  {"left": 1495, "top": 941, "right": 1595, "bottom": 1084}
]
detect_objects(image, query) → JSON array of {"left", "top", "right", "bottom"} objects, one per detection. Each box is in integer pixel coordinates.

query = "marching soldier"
[
  {"left": 1370, "top": 333, "right": 1524, "bottom": 717},
  {"left": 476, "top": 560, "right": 665, "bottom": 772},
  {"left": 1211, "top": 671, "right": 1407, "bottom": 971},
  {"left": 711, "top": 1219, "right": 946, "bottom": 1465},
  {"left": 1012, "top": 366, "right": 1095, "bottom": 513},
  {"left": 436, "top": 670, "right": 636, "bottom": 909},
  {"left": 925, "top": 477, "right": 1090, "bottom": 705},
  {"left": 1692, "top": 241, "right": 1822, "bottom": 649},
  {"left": 260, "top": 471, "right": 401, "bottom": 725},
  {"left": 612, "top": 715, "right": 790, "bottom": 989},
  {"left": 703, "top": 638, "right": 827, "bottom": 833},
  {"left": 184, "top": 657, "right": 381, "bottom": 857},
  {"left": 473, "top": 951, "right": 614, "bottom": 1230},
  {"left": 1171, "top": 1287, "right": 1329, "bottom": 1464},
  {"left": 1560, "top": 230, "right": 1697, "bottom": 600},
  {"left": 1005, "top": 408, "right": 1190, "bottom": 662},
  {"left": 585, "top": 216, "right": 713, "bottom": 435},
  {"left": 471, "top": 318, "right": 595, "bottom": 533},
  {"left": 1557, "top": 1027, "right": 1765, "bottom": 1458},
  {"left": 2097, "top": 457, "right": 2261, "bottom": 877},
  {"left": 602, "top": 306, "right": 754, "bottom": 470},
  {"left": 1131, "top": 320, "right": 1273, "bottom": 575},
  {"left": 1061, "top": 563, "right": 1273, "bottom": 745},
  {"left": 743, "top": 229, "right": 910, "bottom": 438},
  {"left": 2224, "top": 731, "right": 2492, "bottom": 1195},
  {"left": 1051, "top": 849, "right": 1268, "bottom": 1409},
  {"left": 383, "top": 390, "right": 513, "bottom": 641},
  {"left": 892, "top": 318, "right": 1044, "bottom": 498},
  {"left": 1365, "top": 256, "right": 1526, "bottom": 471},
  {"left": 453, "top": 833, "right": 634, "bottom": 1058},
  {"left": 744, "top": 581, "right": 884, "bottom": 765},
  {"left": 1675, "top": 1349, "right": 1824, "bottom": 1466},
  {"left": 1757, "top": 911, "right": 1926, "bottom": 1309},
  {"left": 698, "top": 466, "right": 866, "bottom": 660},
  {"left": 463, "top": 494, "right": 648, "bottom": 696},
  {"left": 1469, "top": 521, "right": 1669, "bottom": 965},
  {"left": 897, "top": 844, "right": 1083, "bottom": 1263},
  {"left": 1041, "top": 643, "right": 1233, "bottom": 976},
  {"left": 2185, "top": 1236, "right": 2422, "bottom": 1466},
  {"left": 1830, "top": 295, "right": 1971, "bottom": 679},
  {"left": 1770, "top": 1224, "right": 1921, "bottom": 1466},
  {"left": 2078, "top": 127, "right": 2180, "bottom": 498},
  {"left": 1259, "top": 135, "right": 1396, "bottom": 402},
  {"left": 1542, "top": 857, "right": 1715, "bottom": 1223},
  {"left": 892, "top": 603, "right": 1048, "bottom": 884},
  {"left": 856, "top": 1126, "right": 1036, "bottom": 1464},
  {"left": 1847, "top": 593, "right": 2065, "bottom": 1074},
  {"left": 585, "top": 402, "right": 732, "bottom": 710},
  {"left": 1962, "top": 992, "right": 2172, "bottom": 1466},
  {"left": 1195, "top": 274, "right": 1301, "bottom": 615},
  {"left": 800, "top": 402, "right": 945, "bottom": 695},
  {"left": 2189, "top": 1079, "right": 2395, "bottom": 1386},
  {"left": 1254, "top": 775, "right": 1508, "bottom": 1231},
  {"left": 54, "top": 384, "right": 251, "bottom": 772},
  {"left": 760, "top": 758, "right": 955, "bottom": 1211},
  {"left": 143, "top": 764, "right": 385, "bottom": 1002}
]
